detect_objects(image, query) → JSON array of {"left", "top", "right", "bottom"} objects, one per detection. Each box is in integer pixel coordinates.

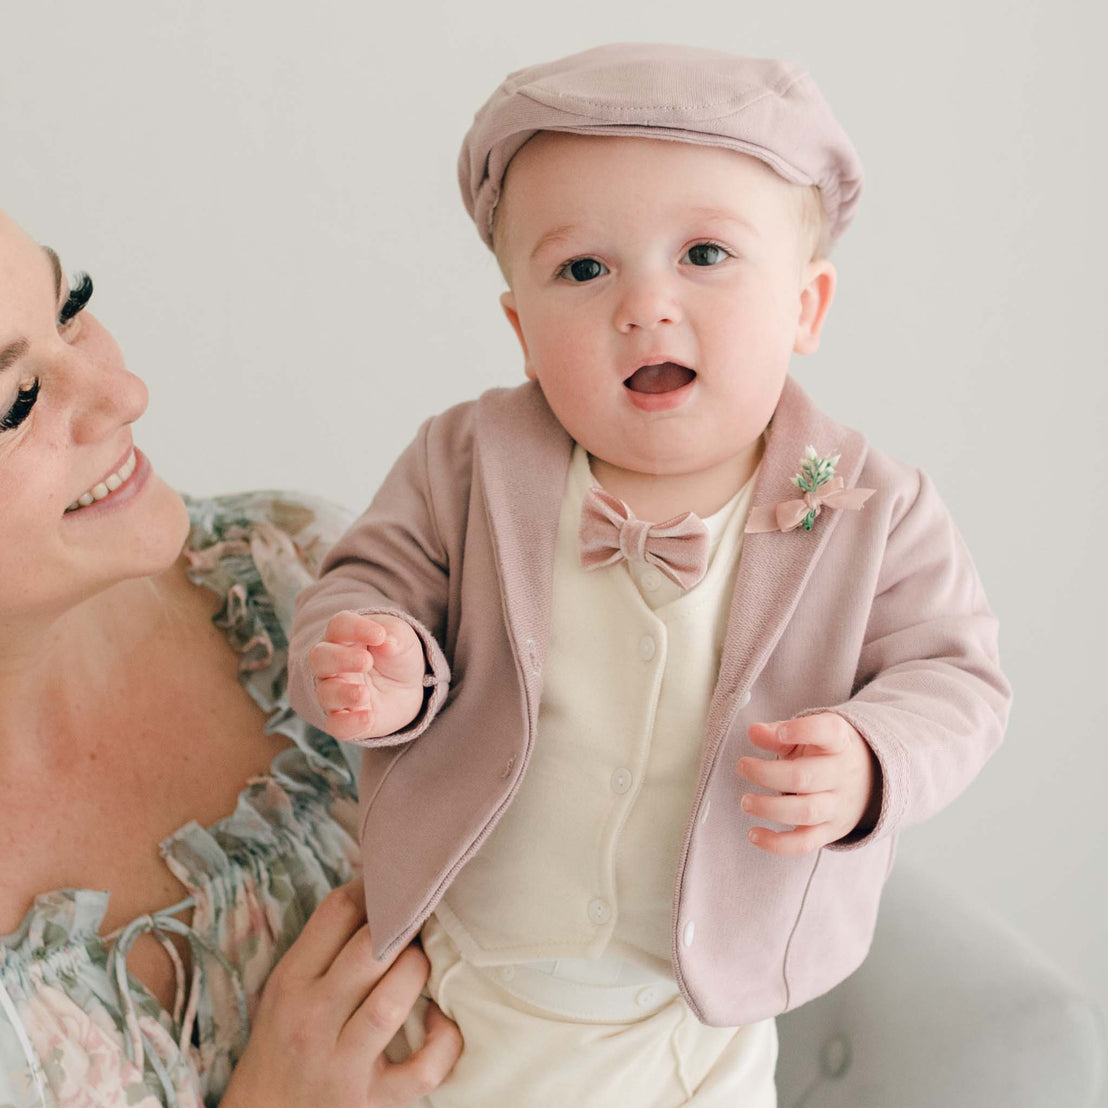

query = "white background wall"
[{"left": 4, "top": 0, "right": 1106, "bottom": 1094}]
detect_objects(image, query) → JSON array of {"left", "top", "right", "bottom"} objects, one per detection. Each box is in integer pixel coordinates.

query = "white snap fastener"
[
  {"left": 588, "top": 898, "right": 612, "bottom": 925},
  {"left": 610, "top": 768, "right": 633, "bottom": 795},
  {"left": 738, "top": 689, "right": 752, "bottom": 709},
  {"left": 640, "top": 568, "right": 662, "bottom": 590},
  {"left": 682, "top": 920, "right": 696, "bottom": 947},
  {"left": 699, "top": 799, "right": 711, "bottom": 825},
  {"left": 638, "top": 635, "right": 656, "bottom": 661},
  {"left": 498, "top": 966, "right": 516, "bottom": 982},
  {"left": 636, "top": 986, "right": 658, "bottom": 1007}
]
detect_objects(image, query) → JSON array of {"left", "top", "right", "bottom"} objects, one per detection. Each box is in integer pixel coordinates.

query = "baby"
[{"left": 288, "top": 44, "right": 1011, "bottom": 1106}]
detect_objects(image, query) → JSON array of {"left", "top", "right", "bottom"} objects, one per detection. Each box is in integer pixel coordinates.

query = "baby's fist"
[{"left": 309, "top": 611, "right": 426, "bottom": 741}]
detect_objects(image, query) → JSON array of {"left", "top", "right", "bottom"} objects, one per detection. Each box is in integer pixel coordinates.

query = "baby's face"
[{"left": 497, "top": 132, "right": 835, "bottom": 486}]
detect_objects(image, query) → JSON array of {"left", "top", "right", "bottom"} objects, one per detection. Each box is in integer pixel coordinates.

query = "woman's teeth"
[{"left": 65, "top": 450, "right": 137, "bottom": 513}]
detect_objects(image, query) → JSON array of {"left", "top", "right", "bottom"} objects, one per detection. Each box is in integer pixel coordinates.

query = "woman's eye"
[
  {"left": 0, "top": 379, "right": 40, "bottom": 433},
  {"left": 558, "top": 257, "right": 608, "bottom": 283},
  {"left": 683, "top": 243, "right": 730, "bottom": 267},
  {"left": 58, "top": 272, "right": 93, "bottom": 328}
]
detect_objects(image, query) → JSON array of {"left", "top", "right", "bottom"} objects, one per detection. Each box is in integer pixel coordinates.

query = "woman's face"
[{"left": 0, "top": 211, "right": 188, "bottom": 624}]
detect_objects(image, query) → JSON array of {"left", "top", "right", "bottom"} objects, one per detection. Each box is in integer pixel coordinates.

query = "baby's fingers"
[
  {"left": 747, "top": 824, "right": 833, "bottom": 856},
  {"left": 309, "top": 640, "right": 375, "bottom": 681},
  {"left": 323, "top": 610, "right": 389, "bottom": 648},
  {"left": 323, "top": 708, "right": 377, "bottom": 743},
  {"left": 316, "top": 676, "right": 373, "bottom": 713},
  {"left": 741, "top": 789, "right": 839, "bottom": 829},
  {"left": 737, "top": 754, "right": 838, "bottom": 795}
]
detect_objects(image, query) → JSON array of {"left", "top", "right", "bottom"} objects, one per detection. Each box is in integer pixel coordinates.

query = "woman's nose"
[
  {"left": 613, "top": 272, "right": 683, "bottom": 333},
  {"left": 66, "top": 329, "right": 149, "bottom": 445}
]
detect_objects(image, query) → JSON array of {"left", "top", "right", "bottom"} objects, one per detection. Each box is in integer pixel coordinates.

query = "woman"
[{"left": 0, "top": 209, "right": 461, "bottom": 1106}]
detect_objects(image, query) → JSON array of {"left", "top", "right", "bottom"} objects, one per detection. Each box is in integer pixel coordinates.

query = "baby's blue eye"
[
  {"left": 684, "top": 243, "right": 729, "bottom": 266},
  {"left": 559, "top": 257, "right": 608, "bottom": 283}
]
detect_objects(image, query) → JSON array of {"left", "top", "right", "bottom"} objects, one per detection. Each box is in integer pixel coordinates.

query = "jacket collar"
[{"left": 474, "top": 377, "right": 868, "bottom": 723}]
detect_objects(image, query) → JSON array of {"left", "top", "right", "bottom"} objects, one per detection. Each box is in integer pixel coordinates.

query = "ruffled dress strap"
[{"left": 181, "top": 489, "right": 357, "bottom": 784}]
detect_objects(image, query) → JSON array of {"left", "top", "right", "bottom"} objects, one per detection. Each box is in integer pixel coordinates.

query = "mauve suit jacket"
[{"left": 288, "top": 375, "right": 1011, "bottom": 1027}]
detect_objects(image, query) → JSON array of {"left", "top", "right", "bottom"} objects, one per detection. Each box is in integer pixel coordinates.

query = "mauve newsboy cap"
[{"left": 459, "top": 43, "right": 864, "bottom": 250}]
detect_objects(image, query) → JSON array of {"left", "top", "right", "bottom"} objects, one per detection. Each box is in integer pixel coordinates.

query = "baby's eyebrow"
[
  {"left": 529, "top": 224, "right": 582, "bottom": 262},
  {"left": 686, "top": 208, "right": 761, "bottom": 236}
]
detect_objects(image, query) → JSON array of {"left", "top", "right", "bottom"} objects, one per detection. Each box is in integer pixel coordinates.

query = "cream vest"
[{"left": 432, "top": 444, "right": 758, "bottom": 972}]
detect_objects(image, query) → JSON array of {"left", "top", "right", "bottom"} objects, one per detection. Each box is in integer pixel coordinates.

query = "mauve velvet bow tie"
[{"left": 579, "top": 487, "right": 710, "bottom": 590}]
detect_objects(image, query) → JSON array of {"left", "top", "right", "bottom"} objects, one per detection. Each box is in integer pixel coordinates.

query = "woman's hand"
[{"left": 222, "top": 877, "right": 461, "bottom": 1107}]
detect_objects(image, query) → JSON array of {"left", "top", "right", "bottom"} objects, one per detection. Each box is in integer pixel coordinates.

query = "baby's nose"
[{"left": 613, "top": 275, "right": 682, "bottom": 332}]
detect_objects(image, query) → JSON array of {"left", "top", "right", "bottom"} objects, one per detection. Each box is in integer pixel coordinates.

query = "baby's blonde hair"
[{"left": 795, "top": 184, "right": 831, "bottom": 264}]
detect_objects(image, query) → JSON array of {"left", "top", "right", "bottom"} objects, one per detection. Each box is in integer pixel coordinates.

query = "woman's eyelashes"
[
  {"left": 58, "top": 272, "right": 93, "bottom": 327},
  {"left": 0, "top": 271, "right": 93, "bottom": 434},
  {"left": 0, "top": 379, "right": 40, "bottom": 433}
]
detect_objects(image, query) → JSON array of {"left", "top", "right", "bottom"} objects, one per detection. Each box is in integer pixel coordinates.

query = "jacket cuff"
[{"left": 341, "top": 607, "right": 451, "bottom": 746}]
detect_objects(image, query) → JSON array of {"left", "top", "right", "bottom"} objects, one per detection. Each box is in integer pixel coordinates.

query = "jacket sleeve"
[
  {"left": 287, "top": 415, "right": 454, "bottom": 745},
  {"left": 811, "top": 468, "right": 1012, "bottom": 850}
]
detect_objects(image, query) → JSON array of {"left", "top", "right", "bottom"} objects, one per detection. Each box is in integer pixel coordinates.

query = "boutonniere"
[{"left": 745, "top": 445, "right": 876, "bottom": 534}]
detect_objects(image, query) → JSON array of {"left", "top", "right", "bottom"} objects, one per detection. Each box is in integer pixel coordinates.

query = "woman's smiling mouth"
[{"left": 65, "top": 448, "right": 137, "bottom": 513}]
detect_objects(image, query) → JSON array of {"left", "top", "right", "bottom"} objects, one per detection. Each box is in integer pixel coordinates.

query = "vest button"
[
  {"left": 610, "top": 768, "right": 633, "bottom": 795},
  {"left": 682, "top": 919, "right": 696, "bottom": 948},
  {"left": 738, "top": 688, "right": 752, "bottom": 709},
  {"left": 588, "top": 898, "right": 612, "bottom": 926},
  {"left": 638, "top": 635, "right": 656, "bottom": 661}
]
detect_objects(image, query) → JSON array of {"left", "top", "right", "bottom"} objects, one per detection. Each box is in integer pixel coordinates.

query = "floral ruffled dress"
[{"left": 0, "top": 492, "right": 360, "bottom": 1108}]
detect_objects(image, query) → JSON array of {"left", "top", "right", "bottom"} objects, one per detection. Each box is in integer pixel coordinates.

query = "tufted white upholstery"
[{"left": 775, "top": 863, "right": 1106, "bottom": 1107}]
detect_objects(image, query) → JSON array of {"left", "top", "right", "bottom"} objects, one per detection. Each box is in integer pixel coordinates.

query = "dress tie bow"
[{"left": 579, "top": 487, "right": 710, "bottom": 590}]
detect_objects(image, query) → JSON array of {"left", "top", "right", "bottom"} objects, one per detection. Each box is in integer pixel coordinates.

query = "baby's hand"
[
  {"left": 308, "top": 611, "right": 426, "bottom": 742},
  {"left": 737, "top": 713, "right": 880, "bottom": 855}
]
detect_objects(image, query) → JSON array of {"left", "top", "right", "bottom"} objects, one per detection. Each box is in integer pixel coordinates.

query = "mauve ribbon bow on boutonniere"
[{"left": 745, "top": 446, "right": 876, "bottom": 534}]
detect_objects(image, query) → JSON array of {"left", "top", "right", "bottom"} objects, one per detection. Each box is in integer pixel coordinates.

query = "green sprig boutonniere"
[
  {"left": 793, "top": 446, "right": 842, "bottom": 530},
  {"left": 744, "top": 445, "right": 877, "bottom": 535}
]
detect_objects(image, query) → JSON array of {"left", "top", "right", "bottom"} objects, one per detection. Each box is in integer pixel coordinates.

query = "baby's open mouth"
[{"left": 624, "top": 362, "right": 697, "bottom": 394}]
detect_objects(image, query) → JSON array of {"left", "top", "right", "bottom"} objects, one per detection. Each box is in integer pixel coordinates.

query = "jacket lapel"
[
  {"left": 706, "top": 375, "right": 869, "bottom": 738},
  {"left": 474, "top": 382, "right": 571, "bottom": 718}
]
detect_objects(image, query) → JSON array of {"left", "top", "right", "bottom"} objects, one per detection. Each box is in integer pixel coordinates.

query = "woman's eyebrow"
[
  {"left": 0, "top": 247, "right": 62, "bottom": 375},
  {"left": 42, "top": 245, "right": 63, "bottom": 299},
  {"left": 0, "top": 338, "right": 30, "bottom": 374}
]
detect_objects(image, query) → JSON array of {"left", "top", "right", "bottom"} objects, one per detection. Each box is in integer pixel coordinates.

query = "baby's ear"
[
  {"left": 500, "top": 291, "right": 536, "bottom": 380},
  {"left": 794, "top": 260, "right": 837, "bottom": 356}
]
